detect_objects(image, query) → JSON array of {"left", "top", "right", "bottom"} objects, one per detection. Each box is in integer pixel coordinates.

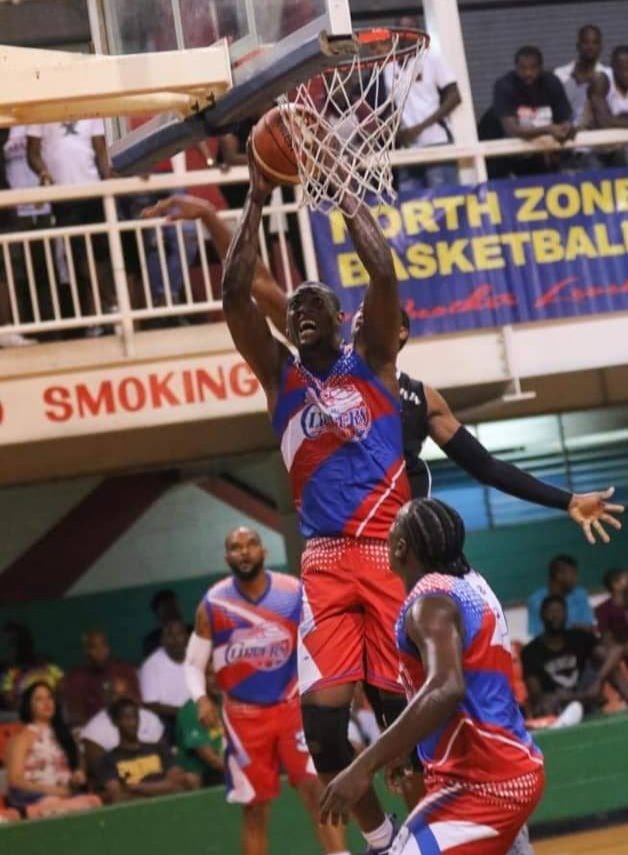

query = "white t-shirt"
[
  {"left": 384, "top": 52, "right": 457, "bottom": 147},
  {"left": 26, "top": 119, "right": 105, "bottom": 185},
  {"left": 3, "top": 126, "right": 51, "bottom": 217},
  {"left": 139, "top": 647, "right": 190, "bottom": 708},
  {"left": 80, "top": 707, "right": 164, "bottom": 751},
  {"left": 554, "top": 61, "right": 609, "bottom": 125},
  {"left": 604, "top": 69, "right": 628, "bottom": 117}
]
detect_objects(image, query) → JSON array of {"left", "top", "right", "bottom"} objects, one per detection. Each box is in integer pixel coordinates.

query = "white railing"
[{"left": 0, "top": 128, "right": 627, "bottom": 355}]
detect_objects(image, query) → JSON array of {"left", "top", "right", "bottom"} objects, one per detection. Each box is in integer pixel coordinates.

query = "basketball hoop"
[{"left": 277, "top": 27, "right": 429, "bottom": 215}]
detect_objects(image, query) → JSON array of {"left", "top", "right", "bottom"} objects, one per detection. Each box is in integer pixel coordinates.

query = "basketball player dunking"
[{"left": 220, "top": 142, "right": 409, "bottom": 854}]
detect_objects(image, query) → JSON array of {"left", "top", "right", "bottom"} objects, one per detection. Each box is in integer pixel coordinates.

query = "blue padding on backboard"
[{"left": 111, "top": 32, "right": 354, "bottom": 176}]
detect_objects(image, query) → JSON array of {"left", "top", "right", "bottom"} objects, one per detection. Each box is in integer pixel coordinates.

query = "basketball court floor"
[{"left": 535, "top": 824, "right": 628, "bottom": 854}]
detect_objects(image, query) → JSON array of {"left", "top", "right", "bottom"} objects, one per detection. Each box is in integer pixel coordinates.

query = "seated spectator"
[
  {"left": 97, "top": 698, "right": 196, "bottom": 803},
  {"left": 175, "top": 668, "right": 224, "bottom": 787},
  {"left": 63, "top": 629, "right": 140, "bottom": 726},
  {"left": 384, "top": 16, "right": 461, "bottom": 190},
  {"left": 527, "top": 554, "right": 594, "bottom": 637},
  {"left": 486, "top": 45, "right": 575, "bottom": 177},
  {"left": 142, "top": 589, "right": 187, "bottom": 658},
  {"left": 81, "top": 675, "right": 163, "bottom": 784},
  {"left": 139, "top": 618, "right": 190, "bottom": 741},
  {"left": 595, "top": 568, "right": 628, "bottom": 653},
  {"left": 0, "top": 622, "right": 63, "bottom": 710},
  {"left": 555, "top": 25, "right": 608, "bottom": 127},
  {"left": 522, "top": 595, "right": 628, "bottom": 718},
  {"left": 588, "top": 45, "right": 628, "bottom": 167},
  {"left": 6, "top": 682, "right": 100, "bottom": 818}
]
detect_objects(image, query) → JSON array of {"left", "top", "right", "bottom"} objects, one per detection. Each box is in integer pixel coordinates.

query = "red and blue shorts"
[
  {"left": 391, "top": 768, "right": 545, "bottom": 854},
  {"left": 222, "top": 696, "right": 316, "bottom": 805},
  {"left": 298, "top": 536, "right": 406, "bottom": 696}
]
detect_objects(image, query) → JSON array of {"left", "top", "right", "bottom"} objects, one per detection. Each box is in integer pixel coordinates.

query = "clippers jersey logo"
[
  {"left": 224, "top": 623, "right": 293, "bottom": 671},
  {"left": 300, "top": 384, "right": 371, "bottom": 442}
]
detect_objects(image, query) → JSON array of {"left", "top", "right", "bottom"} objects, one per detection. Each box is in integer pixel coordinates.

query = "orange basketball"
[{"left": 251, "top": 106, "right": 301, "bottom": 186}]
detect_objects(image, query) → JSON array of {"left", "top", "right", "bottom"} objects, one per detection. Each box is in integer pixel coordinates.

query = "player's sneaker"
[{"left": 360, "top": 815, "right": 399, "bottom": 855}]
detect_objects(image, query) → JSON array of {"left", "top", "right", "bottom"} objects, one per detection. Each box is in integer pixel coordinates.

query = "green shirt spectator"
[{"left": 175, "top": 699, "right": 224, "bottom": 785}]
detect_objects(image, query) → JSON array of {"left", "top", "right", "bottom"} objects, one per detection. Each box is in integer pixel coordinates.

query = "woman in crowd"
[{"left": 6, "top": 681, "right": 101, "bottom": 818}]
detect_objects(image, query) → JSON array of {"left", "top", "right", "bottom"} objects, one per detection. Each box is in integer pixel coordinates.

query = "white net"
[{"left": 277, "top": 28, "right": 429, "bottom": 215}]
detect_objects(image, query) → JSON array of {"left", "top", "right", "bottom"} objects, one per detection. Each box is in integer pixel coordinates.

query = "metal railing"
[{"left": 0, "top": 128, "right": 626, "bottom": 355}]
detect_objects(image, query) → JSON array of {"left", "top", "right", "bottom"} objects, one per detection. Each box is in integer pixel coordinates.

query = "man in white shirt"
[
  {"left": 81, "top": 674, "right": 164, "bottom": 784},
  {"left": 140, "top": 618, "right": 190, "bottom": 743},
  {"left": 588, "top": 44, "right": 628, "bottom": 167},
  {"left": 383, "top": 19, "right": 461, "bottom": 191},
  {"left": 27, "top": 120, "right": 114, "bottom": 333}
]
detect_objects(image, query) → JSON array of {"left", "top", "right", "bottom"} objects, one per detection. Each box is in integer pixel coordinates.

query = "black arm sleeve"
[{"left": 442, "top": 426, "right": 572, "bottom": 510}]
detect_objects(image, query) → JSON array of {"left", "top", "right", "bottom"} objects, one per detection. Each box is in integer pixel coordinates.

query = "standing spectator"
[
  {"left": 175, "top": 668, "right": 224, "bottom": 787},
  {"left": 6, "top": 682, "right": 100, "bottom": 818},
  {"left": 81, "top": 675, "right": 163, "bottom": 784},
  {"left": 384, "top": 18, "right": 461, "bottom": 190},
  {"left": 0, "top": 623, "right": 63, "bottom": 711},
  {"left": 588, "top": 45, "right": 628, "bottom": 167},
  {"left": 26, "top": 120, "right": 115, "bottom": 331},
  {"left": 527, "top": 555, "right": 594, "bottom": 637},
  {"left": 96, "top": 697, "right": 196, "bottom": 803},
  {"left": 139, "top": 618, "right": 190, "bottom": 742},
  {"left": 489, "top": 46, "right": 575, "bottom": 176},
  {"left": 555, "top": 25, "right": 608, "bottom": 127},
  {"left": 184, "top": 526, "right": 349, "bottom": 855},
  {"left": 142, "top": 588, "right": 187, "bottom": 658},
  {"left": 595, "top": 568, "right": 628, "bottom": 653},
  {"left": 522, "top": 595, "right": 628, "bottom": 718},
  {"left": 63, "top": 628, "right": 140, "bottom": 726}
]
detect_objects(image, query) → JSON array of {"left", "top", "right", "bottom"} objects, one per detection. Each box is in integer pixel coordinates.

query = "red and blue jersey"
[
  {"left": 272, "top": 346, "right": 410, "bottom": 540},
  {"left": 204, "top": 571, "right": 301, "bottom": 705},
  {"left": 396, "top": 569, "right": 542, "bottom": 783}
]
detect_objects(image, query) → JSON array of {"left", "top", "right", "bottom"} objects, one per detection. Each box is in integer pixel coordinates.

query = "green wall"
[
  {"left": 3, "top": 713, "right": 627, "bottom": 854},
  {"left": 2, "top": 514, "right": 625, "bottom": 669}
]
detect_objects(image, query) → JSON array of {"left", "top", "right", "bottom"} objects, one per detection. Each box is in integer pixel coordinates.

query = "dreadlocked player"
[{"left": 322, "top": 498, "right": 545, "bottom": 855}]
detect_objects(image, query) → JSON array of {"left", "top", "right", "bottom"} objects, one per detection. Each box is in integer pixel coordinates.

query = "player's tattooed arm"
[
  {"left": 321, "top": 596, "right": 465, "bottom": 824},
  {"left": 221, "top": 143, "right": 289, "bottom": 404}
]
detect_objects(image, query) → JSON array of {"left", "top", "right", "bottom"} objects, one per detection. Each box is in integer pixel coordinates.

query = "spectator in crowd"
[
  {"left": 384, "top": 17, "right": 461, "bottom": 190},
  {"left": 588, "top": 44, "right": 628, "bottom": 167},
  {"left": 595, "top": 568, "right": 628, "bottom": 654},
  {"left": 555, "top": 25, "right": 608, "bottom": 127},
  {"left": 139, "top": 618, "right": 190, "bottom": 742},
  {"left": 6, "top": 681, "right": 100, "bottom": 818},
  {"left": 527, "top": 555, "right": 594, "bottom": 637},
  {"left": 0, "top": 622, "right": 63, "bottom": 711},
  {"left": 27, "top": 120, "right": 115, "bottom": 333},
  {"left": 522, "top": 594, "right": 628, "bottom": 718},
  {"left": 63, "top": 628, "right": 140, "bottom": 727},
  {"left": 175, "top": 667, "right": 224, "bottom": 787},
  {"left": 96, "top": 697, "right": 196, "bottom": 803},
  {"left": 482, "top": 46, "right": 574, "bottom": 177},
  {"left": 81, "top": 675, "right": 163, "bottom": 784},
  {"left": 142, "top": 588, "right": 187, "bottom": 658}
]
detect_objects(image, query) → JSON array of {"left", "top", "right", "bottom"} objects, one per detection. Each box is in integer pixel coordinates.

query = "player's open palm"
[
  {"left": 568, "top": 487, "right": 624, "bottom": 544},
  {"left": 320, "top": 760, "right": 371, "bottom": 826}
]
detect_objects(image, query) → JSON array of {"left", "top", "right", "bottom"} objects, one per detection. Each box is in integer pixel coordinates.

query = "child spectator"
[
  {"left": 174, "top": 668, "right": 224, "bottom": 787},
  {"left": 97, "top": 698, "right": 196, "bottom": 803},
  {"left": 63, "top": 629, "right": 139, "bottom": 726},
  {"left": 527, "top": 554, "right": 594, "bottom": 637},
  {"left": 595, "top": 568, "right": 628, "bottom": 653},
  {"left": 6, "top": 681, "right": 100, "bottom": 818}
]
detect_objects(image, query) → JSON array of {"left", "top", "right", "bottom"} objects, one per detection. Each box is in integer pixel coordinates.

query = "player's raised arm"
[
  {"left": 320, "top": 596, "right": 464, "bottom": 824},
  {"left": 221, "top": 144, "right": 289, "bottom": 402},
  {"left": 342, "top": 198, "right": 399, "bottom": 373}
]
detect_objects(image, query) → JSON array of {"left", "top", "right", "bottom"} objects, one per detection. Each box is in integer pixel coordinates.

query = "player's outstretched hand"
[
  {"left": 320, "top": 759, "right": 372, "bottom": 826},
  {"left": 568, "top": 487, "right": 624, "bottom": 544},
  {"left": 140, "top": 194, "right": 213, "bottom": 221},
  {"left": 246, "top": 138, "right": 275, "bottom": 202}
]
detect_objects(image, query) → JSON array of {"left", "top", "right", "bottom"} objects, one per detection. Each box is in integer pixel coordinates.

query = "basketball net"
[{"left": 277, "top": 27, "right": 429, "bottom": 215}]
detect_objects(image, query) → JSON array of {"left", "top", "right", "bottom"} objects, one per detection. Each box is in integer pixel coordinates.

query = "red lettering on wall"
[
  {"left": 76, "top": 382, "right": 115, "bottom": 418},
  {"left": 230, "top": 363, "right": 260, "bottom": 397},
  {"left": 149, "top": 372, "right": 179, "bottom": 408},
  {"left": 43, "top": 386, "right": 73, "bottom": 422},
  {"left": 196, "top": 368, "right": 227, "bottom": 400},
  {"left": 119, "top": 377, "right": 146, "bottom": 412}
]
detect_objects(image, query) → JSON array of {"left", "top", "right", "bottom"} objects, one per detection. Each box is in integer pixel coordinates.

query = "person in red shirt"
[
  {"left": 63, "top": 630, "right": 139, "bottom": 726},
  {"left": 595, "top": 568, "right": 628, "bottom": 655}
]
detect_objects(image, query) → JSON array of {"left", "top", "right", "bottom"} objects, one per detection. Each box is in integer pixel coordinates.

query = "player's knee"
[
  {"left": 365, "top": 685, "right": 406, "bottom": 730},
  {"left": 301, "top": 704, "right": 354, "bottom": 774},
  {"left": 243, "top": 802, "right": 269, "bottom": 829}
]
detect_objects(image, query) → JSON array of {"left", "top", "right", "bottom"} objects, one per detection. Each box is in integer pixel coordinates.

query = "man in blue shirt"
[{"left": 528, "top": 554, "right": 594, "bottom": 637}]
